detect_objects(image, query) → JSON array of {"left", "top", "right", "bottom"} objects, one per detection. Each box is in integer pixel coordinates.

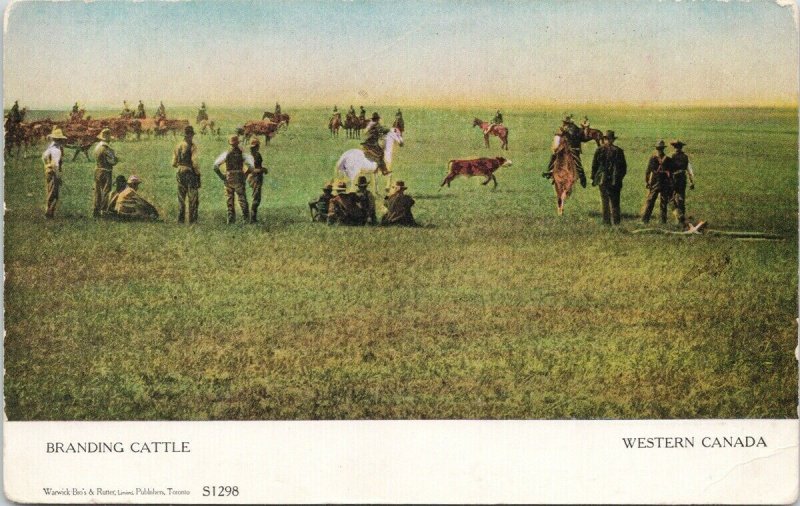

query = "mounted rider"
[
  {"left": 155, "top": 102, "right": 167, "bottom": 121},
  {"left": 359, "top": 106, "right": 366, "bottom": 120},
  {"left": 274, "top": 102, "right": 281, "bottom": 116},
  {"left": 8, "top": 100, "right": 23, "bottom": 124},
  {"left": 135, "top": 100, "right": 146, "bottom": 119},
  {"left": 484, "top": 109, "right": 504, "bottom": 136},
  {"left": 361, "top": 112, "right": 391, "bottom": 174},
  {"left": 120, "top": 101, "right": 133, "bottom": 119},
  {"left": 393, "top": 109, "right": 405, "bottom": 132},
  {"left": 330, "top": 105, "right": 341, "bottom": 124},
  {"left": 197, "top": 102, "right": 208, "bottom": 123},
  {"left": 543, "top": 114, "right": 587, "bottom": 188}
]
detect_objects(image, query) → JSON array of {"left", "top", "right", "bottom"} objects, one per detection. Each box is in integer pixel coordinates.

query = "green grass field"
[{"left": 4, "top": 106, "right": 798, "bottom": 420}]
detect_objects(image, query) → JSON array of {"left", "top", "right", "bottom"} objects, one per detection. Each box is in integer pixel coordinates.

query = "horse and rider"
[
  {"left": 543, "top": 114, "right": 588, "bottom": 188},
  {"left": 335, "top": 111, "right": 405, "bottom": 193}
]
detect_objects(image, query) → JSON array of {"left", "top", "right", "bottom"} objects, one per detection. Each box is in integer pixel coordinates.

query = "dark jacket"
[{"left": 591, "top": 144, "right": 627, "bottom": 188}]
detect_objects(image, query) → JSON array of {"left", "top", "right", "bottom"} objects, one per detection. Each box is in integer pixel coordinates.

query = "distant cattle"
[
  {"left": 440, "top": 157, "right": 512, "bottom": 188},
  {"left": 242, "top": 120, "right": 283, "bottom": 145}
]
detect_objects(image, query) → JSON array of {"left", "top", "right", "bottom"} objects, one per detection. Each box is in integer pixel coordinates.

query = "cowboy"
[
  {"left": 484, "top": 109, "right": 504, "bottom": 137},
  {"left": 543, "top": 115, "right": 587, "bottom": 187},
  {"left": 274, "top": 102, "right": 281, "bottom": 116},
  {"left": 245, "top": 137, "right": 267, "bottom": 223},
  {"left": 135, "top": 100, "right": 146, "bottom": 119},
  {"left": 381, "top": 180, "right": 417, "bottom": 226},
  {"left": 8, "top": 100, "right": 22, "bottom": 124},
  {"left": 112, "top": 175, "right": 159, "bottom": 221},
  {"left": 670, "top": 140, "right": 694, "bottom": 227},
  {"left": 72, "top": 102, "right": 80, "bottom": 114},
  {"left": 590, "top": 130, "right": 627, "bottom": 225},
  {"left": 359, "top": 105, "right": 366, "bottom": 119},
  {"left": 641, "top": 140, "right": 674, "bottom": 224},
  {"left": 361, "top": 112, "right": 390, "bottom": 174},
  {"left": 197, "top": 102, "right": 208, "bottom": 123},
  {"left": 156, "top": 101, "right": 166, "bottom": 120},
  {"left": 327, "top": 181, "right": 357, "bottom": 225},
  {"left": 41, "top": 128, "right": 67, "bottom": 219},
  {"left": 172, "top": 125, "right": 201, "bottom": 223},
  {"left": 121, "top": 101, "right": 132, "bottom": 118},
  {"left": 93, "top": 128, "right": 118, "bottom": 217},
  {"left": 213, "top": 135, "right": 254, "bottom": 224},
  {"left": 105, "top": 174, "right": 128, "bottom": 216},
  {"left": 393, "top": 109, "right": 405, "bottom": 132},
  {"left": 309, "top": 183, "right": 334, "bottom": 222},
  {"left": 348, "top": 105, "right": 356, "bottom": 116},
  {"left": 354, "top": 175, "right": 377, "bottom": 226}
]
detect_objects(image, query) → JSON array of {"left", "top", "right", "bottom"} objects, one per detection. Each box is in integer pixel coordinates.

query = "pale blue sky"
[{"left": 3, "top": 0, "right": 798, "bottom": 108}]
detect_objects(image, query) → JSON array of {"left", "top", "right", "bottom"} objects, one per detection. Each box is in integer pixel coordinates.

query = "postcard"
[{"left": 3, "top": 0, "right": 798, "bottom": 503}]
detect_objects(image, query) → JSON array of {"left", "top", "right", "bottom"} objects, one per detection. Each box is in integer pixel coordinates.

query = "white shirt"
[
  {"left": 213, "top": 150, "right": 254, "bottom": 171},
  {"left": 42, "top": 142, "right": 62, "bottom": 171}
]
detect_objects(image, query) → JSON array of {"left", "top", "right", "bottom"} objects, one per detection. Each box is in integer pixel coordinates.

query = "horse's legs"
[{"left": 482, "top": 175, "right": 491, "bottom": 186}]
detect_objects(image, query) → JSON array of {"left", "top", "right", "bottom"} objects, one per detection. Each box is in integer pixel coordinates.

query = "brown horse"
[
  {"left": 551, "top": 134, "right": 578, "bottom": 215},
  {"left": 473, "top": 118, "right": 509, "bottom": 150},
  {"left": 580, "top": 117, "right": 603, "bottom": 146},
  {"left": 262, "top": 111, "right": 291, "bottom": 128},
  {"left": 344, "top": 113, "right": 367, "bottom": 138},
  {"left": 329, "top": 115, "right": 342, "bottom": 137}
]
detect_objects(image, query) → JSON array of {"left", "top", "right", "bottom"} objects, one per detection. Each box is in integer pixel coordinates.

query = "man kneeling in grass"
[
  {"left": 381, "top": 180, "right": 417, "bottom": 226},
  {"left": 109, "top": 175, "right": 159, "bottom": 221}
]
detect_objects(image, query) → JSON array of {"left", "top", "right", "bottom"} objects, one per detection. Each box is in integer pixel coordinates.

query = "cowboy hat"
[
  {"left": 670, "top": 140, "right": 686, "bottom": 148},
  {"left": 48, "top": 128, "right": 68, "bottom": 140},
  {"left": 127, "top": 175, "right": 142, "bottom": 185},
  {"left": 249, "top": 137, "right": 260, "bottom": 147},
  {"left": 393, "top": 180, "right": 408, "bottom": 189},
  {"left": 228, "top": 135, "right": 240, "bottom": 145},
  {"left": 97, "top": 128, "right": 112, "bottom": 141},
  {"left": 335, "top": 181, "right": 348, "bottom": 192},
  {"left": 371, "top": 112, "right": 381, "bottom": 121},
  {"left": 356, "top": 175, "right": 369, "bottom": 187},
  {"left": 655, "top": 140, "right": 666, "bottom": 150},
  {"left": 322, "top": 183, "right": 334, "bottom": 192},
  {"left": 603, "top": 130, "right": 617, "bottom": 140},
  {"left": 184, "top": 125, "right": 195, "bottom": 136}
]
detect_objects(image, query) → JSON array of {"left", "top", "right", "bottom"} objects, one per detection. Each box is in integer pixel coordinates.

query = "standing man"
[
  {"left": 361, "top": 112, "right": 390, "bottom": 174},
  {"left": 172, "top": 125, "right": 201, "bottom": 224},
  {"left": 381, "top": 180, "right": 417, "bottom": 226},
  {"left": 670, "top": 140, "right": 694, "bottom": 228},
  {"left": 41, "top": 128, "right": 68, "bottom": 219},
  {"left": 197, "top": 102, "right": 208, "bottom": 123},
  {"left": 213, "top": 135, "right": 254, "bottom": 224},
  {"left": 590, "top": 130, "right": 627, "bottom": 225},
  {"left": 641, "top": 140, "right": 673, "bottom": 224},
  {"left": 93, "top": 128, "right": 118, "bottom": 217},
  {"left": 245, "top": 137, "right": 267, "bottom": 223}
]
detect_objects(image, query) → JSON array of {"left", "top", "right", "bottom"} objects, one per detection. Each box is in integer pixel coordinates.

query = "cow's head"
[{"left": 497, "top": 157, "right": 512, "bottom": 167}]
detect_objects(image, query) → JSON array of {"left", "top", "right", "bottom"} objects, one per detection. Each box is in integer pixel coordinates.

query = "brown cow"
[
  {"left": 440, "top": 157, "right": 512, "bottom": 188},
  {"left": 242, "top": 120, "right": 283, "bottom": 145}
]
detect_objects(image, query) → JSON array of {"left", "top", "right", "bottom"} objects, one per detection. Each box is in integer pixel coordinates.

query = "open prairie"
[{"left": 4, "top": 106, "right": 797, "bottom": 420}]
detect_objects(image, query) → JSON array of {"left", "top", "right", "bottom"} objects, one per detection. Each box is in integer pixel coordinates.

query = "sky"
[{"left": 2, "top": 0, "right": 799, "bottom": 108}]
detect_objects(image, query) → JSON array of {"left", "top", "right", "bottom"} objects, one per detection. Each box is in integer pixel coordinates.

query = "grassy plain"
[{"left": 4, "top": 106, "right": 798, "bottom": 420}]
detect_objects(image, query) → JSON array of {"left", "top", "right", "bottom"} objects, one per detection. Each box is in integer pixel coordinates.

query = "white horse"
[{"left": 334, "top": 127, "right": 404, "bottom": 193}]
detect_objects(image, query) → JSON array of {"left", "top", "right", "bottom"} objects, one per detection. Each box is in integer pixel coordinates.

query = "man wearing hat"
[
  {"left": 105, "top": 174, "right": 128, "bottom": 216},
  {"left": 544, "top": 114, "right": 587, "bottom": 187},
  {"left": 327, "top": 181, "right": 353, "bottom": 225},
  {"left": 381, "top": 180, "right": 417, "bottom": 226},
  {"left": 93, "top": 128, "right": 118, "bottom": 217},
  {"left": 197, "top": 102, "right": 208, "bottom": 123},
  {"left": 41, "top": 127, "right": 68, "bottom": 218},
  {"left": 354, "top": 175, "right": 378, "bottom": 226},
  {"left": 393, "top": 109, "right": 405, "bottom": 133},
  {"left": 485, "top": 109, "right": 504, "bottom": 137},
  {"left": 135, "top": 100, "right": 146, "bottom": 119},
  {"left": 245, "top": 137, "right": 267, "bottom": 223},
  {"left": 172, "top": 125, "right": 201, "bottom": 223},
  {"left": 120, "top": 101, "right": 132, "bottom": 119},
  {"left": 155, "top": 101, "right": 167, "bottom": 121},
  {"left": 590, "top": 130, "right": 628, "bottom": 225},
  {"left": 213, "top": 135, "right": 255, "bottom": 224},
  {"left": 669, "top": 140, "right": 693, "bottom": 227},
  {"left": 361, "top": 113, "right": 391, "bottom": 174},
  {"left": 641, "top": 140, "right": 674, "bottom": 224},
  {"left": 113, "top": 175, "right": 159, "bottom": 221},
  {"left": 309, "top": 183, "right": 334, "bottom": 222}
]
